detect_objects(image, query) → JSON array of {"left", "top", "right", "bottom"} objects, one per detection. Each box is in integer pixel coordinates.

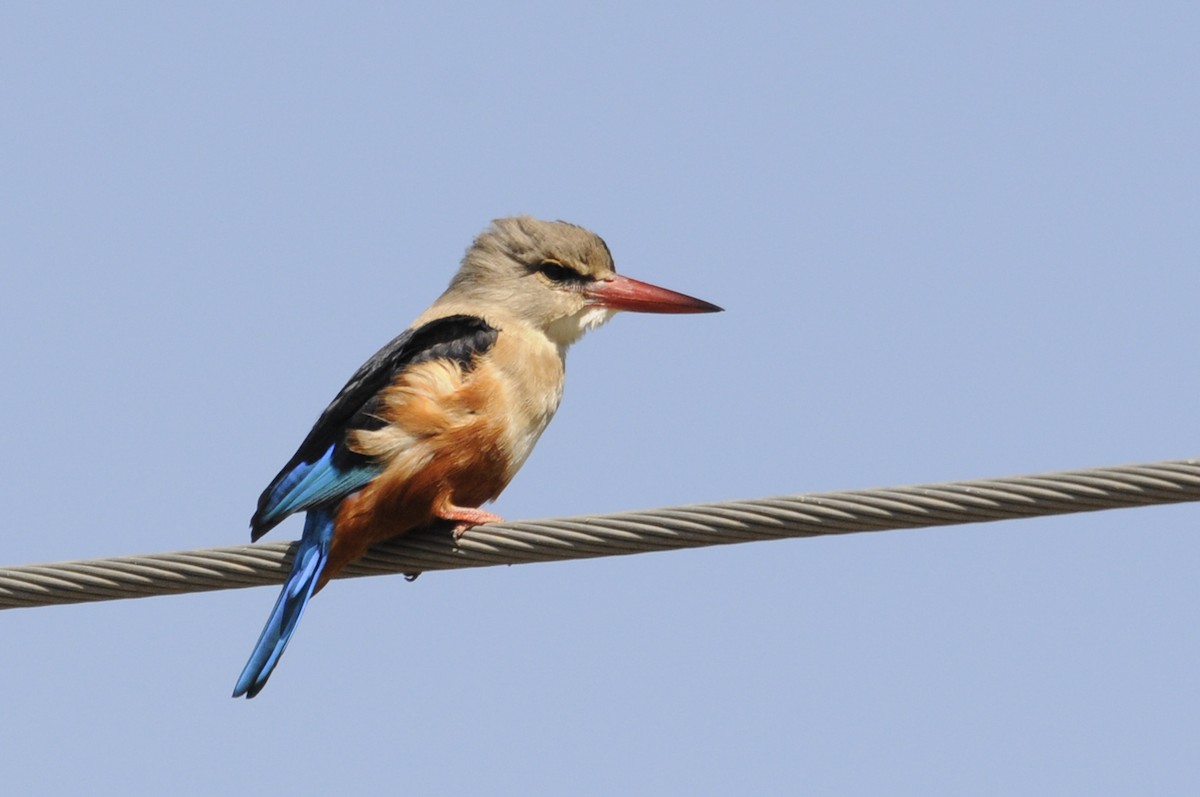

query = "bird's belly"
[{"left": 326, "top": 386, "right": 514, "bottom": 578}]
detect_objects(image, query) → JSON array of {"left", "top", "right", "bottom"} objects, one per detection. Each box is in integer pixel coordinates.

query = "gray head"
[{"left": 440, "top": 216, "right": 720, "bottom": 348}]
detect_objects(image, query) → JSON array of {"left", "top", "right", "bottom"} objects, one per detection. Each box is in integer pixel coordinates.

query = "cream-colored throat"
[{"left": 546, "top": 306, "right": 616, "bottom": 350}]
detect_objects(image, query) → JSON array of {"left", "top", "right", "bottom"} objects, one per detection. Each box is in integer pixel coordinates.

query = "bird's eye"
[{"left": 537, "top": 261, "right": 579, "bottom": 283}]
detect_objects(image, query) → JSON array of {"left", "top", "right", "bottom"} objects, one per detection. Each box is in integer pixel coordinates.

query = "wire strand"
[{"left": 2, "top": 458, "right": 1196, "bottom": 610}]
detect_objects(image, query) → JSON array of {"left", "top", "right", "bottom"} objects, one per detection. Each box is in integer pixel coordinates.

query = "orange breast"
[{"left": 320, "top": 357, "right": 516, "bottom": 584}]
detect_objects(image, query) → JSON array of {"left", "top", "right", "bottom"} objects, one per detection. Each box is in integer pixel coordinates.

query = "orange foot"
[{"left": 435, "top": 505, "right": 504, "bottom": 539}]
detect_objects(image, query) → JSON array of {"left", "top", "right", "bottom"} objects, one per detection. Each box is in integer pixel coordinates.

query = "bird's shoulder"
[{"left": 294, "top": 314, "right": 501, "bottom": 462}]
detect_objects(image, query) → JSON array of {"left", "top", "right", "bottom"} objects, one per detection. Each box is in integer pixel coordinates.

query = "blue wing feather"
[{"left": 254, "top": 445, "right": 381, "bottom": 530}]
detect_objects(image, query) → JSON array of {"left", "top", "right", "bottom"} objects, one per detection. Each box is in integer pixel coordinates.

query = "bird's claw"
[{"left": 435, "top": 506, "right": 505, "bottom": 540}]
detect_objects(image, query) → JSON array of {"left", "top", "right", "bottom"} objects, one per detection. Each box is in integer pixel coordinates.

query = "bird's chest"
[
  {"left": 489, "top": 333, "right": 565, "bottom": 478},
  {"left": 349, "top": 325, "right": 565, "bottom": 507}
]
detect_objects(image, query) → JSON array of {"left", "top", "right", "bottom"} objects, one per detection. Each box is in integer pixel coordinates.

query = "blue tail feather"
[{"left": 233, "top": 507, "right": 336, "bottom": 698}]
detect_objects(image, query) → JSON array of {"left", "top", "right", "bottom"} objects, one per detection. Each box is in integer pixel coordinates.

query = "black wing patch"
[
  {"left": 250, "top": 314, "right": 499, "bottom": 538},
  {"left": 291, "top": 314, "right": 499, "bottom": 464},
  {"left": 338, "top": 315, "right": 501, "bottom": 442}
]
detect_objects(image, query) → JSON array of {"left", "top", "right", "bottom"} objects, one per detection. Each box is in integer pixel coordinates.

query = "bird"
[{"left": 233, "top": 216, "right": 721, "bottom": 698}]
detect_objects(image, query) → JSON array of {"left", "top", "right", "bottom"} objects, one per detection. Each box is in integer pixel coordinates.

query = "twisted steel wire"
[{"left": 2, "top": 458, "right": 1196, "bottom": 610}]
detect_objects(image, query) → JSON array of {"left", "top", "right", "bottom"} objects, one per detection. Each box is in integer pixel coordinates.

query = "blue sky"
[{"left": 2, "top": 2, "right": 1197, "bottom": 794}]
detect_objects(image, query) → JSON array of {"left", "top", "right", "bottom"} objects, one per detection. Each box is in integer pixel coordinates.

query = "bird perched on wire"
[{"left": 233, "top": 216, "right": 721, "bottom": 698}]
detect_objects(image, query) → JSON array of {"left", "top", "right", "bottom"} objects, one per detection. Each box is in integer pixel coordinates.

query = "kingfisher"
[{"left": 233, "top": 216, "right": 721, "bottom": 698}]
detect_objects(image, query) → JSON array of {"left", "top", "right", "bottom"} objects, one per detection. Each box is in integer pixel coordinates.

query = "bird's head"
[{"left": 443, "top": 216, "right": 721, "bottom": 349}]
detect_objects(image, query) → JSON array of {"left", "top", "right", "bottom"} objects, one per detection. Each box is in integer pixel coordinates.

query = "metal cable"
[{"left": 2, "top": 458, "right": 1197, "bottom": 610}]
